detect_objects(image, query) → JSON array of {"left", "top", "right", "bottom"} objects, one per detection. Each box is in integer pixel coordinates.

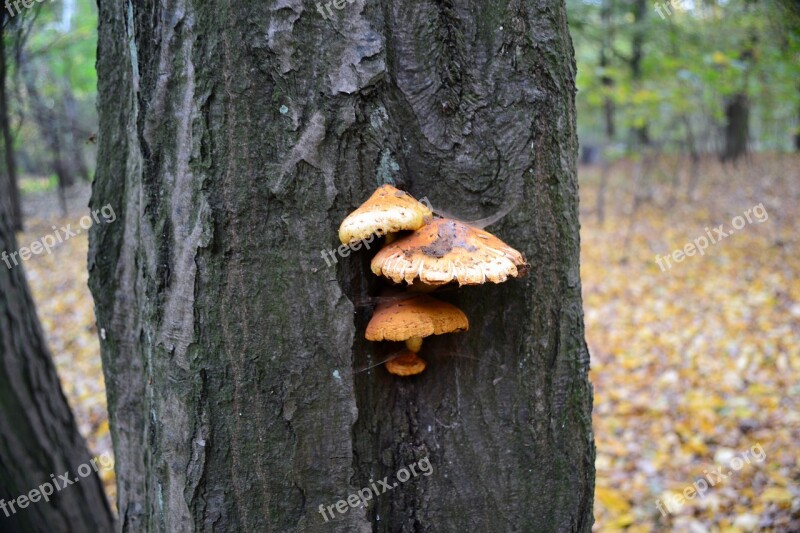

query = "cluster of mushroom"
[{"left": 338, "top": 185, "right": 528, "bottom": 376}]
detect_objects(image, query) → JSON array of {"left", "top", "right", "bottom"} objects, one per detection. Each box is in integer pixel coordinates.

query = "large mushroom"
[
  {"left": 365, "top": 294, "right": 469, "bottom": 376},
  {"left": 338, "top": 184, "right": 432, "bottom": 246},
  {"left": 371, "top": 218, "right": 529, "bottom": 286}
]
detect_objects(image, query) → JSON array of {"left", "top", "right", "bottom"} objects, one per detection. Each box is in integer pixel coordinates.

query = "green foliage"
[
  {"left": 21, "top": 1, "right": 97, "bottom": 97},
  {"left": 5, "top": 0, "right": 98, "bottom": 176},
  {"left": 567, "top": 0, "right": 800, "bottom": 151},
  {"left": 19, "top": 174, "right": 58, "bottom": 195}
]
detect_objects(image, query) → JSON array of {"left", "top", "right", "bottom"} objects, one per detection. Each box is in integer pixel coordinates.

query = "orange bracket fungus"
[
  {"left": 365, "top": 294, "right": 469, "bottom": 376},
  {"left": 371, "top": 218, "right": 529, "bottom": 286},
  {"left": 338, "top": 185, "right": 528, "bottom": 376},
  {"left": 338, "top": 184, "right": 432, "bottom": 246}
]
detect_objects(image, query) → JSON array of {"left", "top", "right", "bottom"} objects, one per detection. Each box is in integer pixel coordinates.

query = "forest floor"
[
  {"left": 580, "top": 154, "right": 799, "bottom": 532},
  {"left": 17, "top": 181, "right": 116, "bottom": 502},
  {"left": 17, "top": 154, "right": 800, "bottom": 530}
]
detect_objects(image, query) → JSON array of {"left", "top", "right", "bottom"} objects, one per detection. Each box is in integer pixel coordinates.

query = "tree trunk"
[
  {"left": 22, "top": 58, "right": 76, "bottom": 192},
  {"left": 682, "top": 115, "right": 701, "bottom": 200},
  {"left": 600, "top": 0, "right": 615, "bottom": 140},
  {"left": 597, "top": 0, "right": 614, "bottom": 225},
  {"left": 61, "top": 86, "right": 91, "bottom": 182},
  {"left": 721, "top": 93, "right": 749, "bottom": 163},
  {"left": 630, "top": 0, "right": 649, "bottom": 146},
  {"left": 0, "top": 185, "right": 114, "bottom": 530},
  {"left": 90, "top": 1, "right": 595, "bottom": 531},
  {"left": 795, "top": 84, "right": 800, "bottom": 152},
  {"left": 721, "top": 21, "right": 755, "bottom": 164},
  {"left": 0, "top": 15, "right": 23, "bottom": 232}
]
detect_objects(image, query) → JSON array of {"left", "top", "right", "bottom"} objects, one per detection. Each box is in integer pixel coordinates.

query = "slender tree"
[
  {"left": 0, "top": 187, "right": 114, "bottom": 530},
  {"left": 91, "top": 0, "right": 595, "bottom": 530},
  {"left": 721, "top": 2, "right": 759, "bottom": 163},
  {"left": 630, "top": 0, "right": 650, "bottom": 146},
  {"left": 61, "top": 85, "right": 90, "bottom": 182},
  {"left": 597, "top": 0, "right": 616, "bottom": 224},
  {"left": 0, "top": 9, "right": 23, "bottom": 231},
  {"left": 600, "top": 0, "right": 616, "bottom": 141},
  {"left": 721, "top": 92, "right": 750, "bottom": 162},
  {"left": 22, "top": 58, "right": 76, "bottom": 214}
]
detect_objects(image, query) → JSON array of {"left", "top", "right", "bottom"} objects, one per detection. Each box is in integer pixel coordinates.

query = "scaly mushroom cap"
[
  {"left": 338, "top": 184, "right": 433, "bottom": 245},
  {"left": 385, "top": 350, "right": 427, "bottom": 376},
  {"left": 365, "top": 294, "right": 468, "bottom": 342},
  {"left": 371, "top": 218, "right": 529, "bottom": 286}
]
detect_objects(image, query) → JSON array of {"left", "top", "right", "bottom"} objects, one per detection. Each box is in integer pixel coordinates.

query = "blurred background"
[{"left": 0, "top": 0, "right": 798, "bottom": 530}]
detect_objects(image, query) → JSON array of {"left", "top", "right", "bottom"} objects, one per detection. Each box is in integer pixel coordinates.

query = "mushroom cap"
[
  {"left": 370, "top": 218, "right": 529, "bottom": 286},
  {"left": 385, "top": 350, "right": 427, "bottom": 376},
  {"left": 365, "top": 294, "right": 469, "bottom": 342},
  {"left": 338, "top": 184, "right": 433, "bottom": 245}
]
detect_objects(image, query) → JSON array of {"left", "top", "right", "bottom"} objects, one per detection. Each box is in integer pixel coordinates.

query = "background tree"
[
  {"left": 0, "top": 0, "right": 97, "bottom": 219},
  {"left": 18, "top": 1, "right": 96, "bottom": 212},
  {"left": 22, "top": 61, "right": 76, "bottom": 212},
  {"left": 569, "top": 0, "right": 800, "bottom": 164},
  {"left": 90, "top": 0, "right": 595, "bottom": 530},
  {"left": 0, "top": 192, "right": 114, "bottom": 530},
  {"left": 0, "top": 9, "right": 23, "bottom": 231},
  {"left": 629, "top": 0, "right": 650, "bottom": 146}
]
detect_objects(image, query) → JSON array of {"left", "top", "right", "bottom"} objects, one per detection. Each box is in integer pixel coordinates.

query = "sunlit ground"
[{"left": 18, "top": 155, "right": 800, "bottom": 528}]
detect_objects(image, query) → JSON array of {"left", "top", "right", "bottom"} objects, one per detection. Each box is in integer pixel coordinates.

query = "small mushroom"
[
  {"left": 338, "top": 184, "right": 433, "bottom": 246},
  {"left": 365, "top": 294, "right": 469, "bottom": 376},
  {"left": 385, "top": 349, "right": 428, "bottom": 376},
  {"left": 371, "top": 218, "right": 529, "bottom": 286}
]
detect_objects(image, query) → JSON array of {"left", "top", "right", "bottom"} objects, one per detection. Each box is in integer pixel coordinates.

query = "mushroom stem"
[
  {"left": 405, "top": 336, "right": 423, "bottom": 353},
  {"left": 384, "top": 233, "right": 397, "bottom": 244}
]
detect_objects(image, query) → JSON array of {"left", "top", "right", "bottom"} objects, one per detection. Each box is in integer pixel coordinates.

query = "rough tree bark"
[
  {"left": 90, "top": 0, "right": 594, "bottom": 531},
  {"left": 0, "top": 189, "right": 114, "bottom": 529}
]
